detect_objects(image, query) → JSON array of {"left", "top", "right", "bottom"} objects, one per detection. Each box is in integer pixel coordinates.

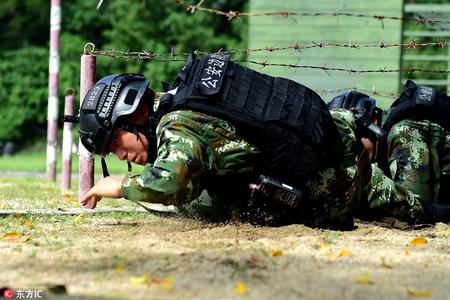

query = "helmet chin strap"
[
  {"left": 101, "top": 155, "right": 133, "bottom": 178},
  {"left": 101, "top": 157, "right": 110, "bottom": 178}
]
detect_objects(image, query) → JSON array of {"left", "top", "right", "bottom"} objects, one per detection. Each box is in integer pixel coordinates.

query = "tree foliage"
[{"left": 0, "top": 0, "right": 247, "bottom": 144}]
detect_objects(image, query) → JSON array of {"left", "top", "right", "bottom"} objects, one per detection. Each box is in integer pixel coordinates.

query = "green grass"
[
  {"left": 0, "top": 150, "right": 145, "bottom": 175},
  {"left": 0, "top": 176, "right": 136, "bottom": 210}
]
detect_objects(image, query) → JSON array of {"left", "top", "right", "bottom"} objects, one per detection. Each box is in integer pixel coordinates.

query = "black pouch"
[
  {"left": 246, "top": 175, "right": 304, "bottom": 226},
  {"left": 249, "top": 175, "right": 303, "bottom": 208}
]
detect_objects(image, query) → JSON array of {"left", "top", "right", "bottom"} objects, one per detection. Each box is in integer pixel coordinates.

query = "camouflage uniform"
[
  {"left": 122, "top": 108, "right": 363, "bottom": 228},
  {"left": 364, "top": 119, "right": 450, "bottom": 222}
]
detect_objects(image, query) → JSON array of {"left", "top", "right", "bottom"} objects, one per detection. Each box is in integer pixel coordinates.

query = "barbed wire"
[
  {"left": 175, "top": 0, "right": 450, "bottom": 27},
  {"left": 243, "top": 60, "right": 450, "bottom": 75},
  {"left": 93, "top": 49, "right": 186, "bottom": 62},
  {"left": 317, "top": 87, "right": 400, "bottom": 99},
  {"left": 92, "top": 39, "right": 448, "bottom": 59},
  {"left": 92, "top": 49, "right": 450, "bottom": 75},
  {"left": 240, "top": 40, "right": 449, "bottom": 52}
]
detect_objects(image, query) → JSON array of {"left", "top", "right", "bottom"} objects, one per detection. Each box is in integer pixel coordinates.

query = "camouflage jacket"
[
  {"left": 122, "top": 109, "right": 363, "bottom": 227},
  {"left": 364, "top": 119, "right": 450, "bottom": 222}
]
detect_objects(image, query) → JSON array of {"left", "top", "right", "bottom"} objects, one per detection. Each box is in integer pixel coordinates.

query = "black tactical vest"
[
  {"left": 150, "top": 53, "right": 339, "bottom": 188},
  {"left": 377, "top": 80, "right": 450, "bottom": 176}
]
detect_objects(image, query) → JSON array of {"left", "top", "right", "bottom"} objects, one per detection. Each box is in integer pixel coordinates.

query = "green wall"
[{"left": 248, "top": 0, "right": 404, "bottom": 108}]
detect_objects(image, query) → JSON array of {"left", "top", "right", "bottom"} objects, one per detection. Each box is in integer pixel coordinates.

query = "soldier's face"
[{"left": 108, "top": 129, "right": 149, "bottom": 165}]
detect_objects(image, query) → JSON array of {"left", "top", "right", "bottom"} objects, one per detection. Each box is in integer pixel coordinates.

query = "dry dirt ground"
[
  {"left": 1, "top": 213, "right": 449, "bottom": 300},
  {"left": 0, "top": 177, "right": 449, "bottom": 300}
]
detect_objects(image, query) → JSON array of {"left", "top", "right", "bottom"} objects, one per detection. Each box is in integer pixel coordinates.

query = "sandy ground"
[{"left": 1, "top": 211, "right": 449, "bottom": 300}]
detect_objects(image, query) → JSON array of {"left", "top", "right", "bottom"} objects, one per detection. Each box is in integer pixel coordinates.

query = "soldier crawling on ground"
[
  {"left": 328, "top": 81, "right": 450, "bottom": 224},
  {"left": 68, "top": 52, "right": 449, "bottom": 228},
  {"left": 68, "top": 52, "right": 371, "bottom": 230}
]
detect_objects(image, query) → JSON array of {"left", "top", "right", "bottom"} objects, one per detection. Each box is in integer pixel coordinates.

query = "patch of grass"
[
  {"left": 322, "top": 232, "right": 341, "bottom": 244},
  {"left": 0, "top": 176, "right": 137, "bottom": 210},
  {"left": 0, "top": 149, "right": 144, "bottom": 174}
]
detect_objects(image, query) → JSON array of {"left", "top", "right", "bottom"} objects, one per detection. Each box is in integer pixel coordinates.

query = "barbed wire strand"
[
  {"left": 92, "top": 39, "right": 449, "bottom": 59},
  {"left": 318, "top": 87, "right": 400, "bottom": 99},
  {"left": 174, "top": 0, "right": 450, "bottom": 26},
  {"left": 242, "top": 60, "right": 450, "bottom": 75},
  {"left": 237, "top": 40, "right": 449, "bottom": 52},
  {"left": 92, "top": 49, "right": 450, "bottom": 75}
]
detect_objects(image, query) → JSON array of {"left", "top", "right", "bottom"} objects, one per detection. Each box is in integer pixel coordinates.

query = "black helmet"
[
  {"left": 328, "top": 91, "right": 382, "bottom": 123},
  {"left": 327, "top": 91, "right": 376, "bottom": 113},
  {"left": 328, "top": 91, "right": 384, "bottom": 144},
  {"left": 79, "top": 73, "right": 154, "bottom": 156}
]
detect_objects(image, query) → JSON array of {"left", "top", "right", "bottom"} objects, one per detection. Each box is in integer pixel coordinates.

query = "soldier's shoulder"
[
  {"left": 330, "top": 109, "right": 357, "bottom": 132},
  {"left": 390, "top": 118, "right": 446, "bottom": 136},
  {"left": 330, "top": 109, "right": 355, "bottom": 123},
  {"left": 160, "top": 109, "right": 217, "bottom": 123}
]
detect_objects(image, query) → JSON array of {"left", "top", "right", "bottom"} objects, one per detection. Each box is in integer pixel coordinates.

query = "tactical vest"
[
  {"left": 377, "top": 80, "right": 450, "bottom": 176},
  {"left": 150, "top": 53, "right": 339, "bottom": 188}
]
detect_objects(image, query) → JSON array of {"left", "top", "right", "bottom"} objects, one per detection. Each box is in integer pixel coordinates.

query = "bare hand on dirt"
[{"left": 79, "top": 176, "right": 123, "bottom": 209}]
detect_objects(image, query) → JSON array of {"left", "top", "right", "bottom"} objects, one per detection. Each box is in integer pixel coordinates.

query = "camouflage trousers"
[{"left": 364, "top": 119, "right": 450, "bottom": 222}]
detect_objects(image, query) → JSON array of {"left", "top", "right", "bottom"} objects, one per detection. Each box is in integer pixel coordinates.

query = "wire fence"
[
  {"left": 93, "top": 39, "right": 449, "bottom": 60},
  {"left": 91, "top": 47, "right": 448, "bottom": 99},
  {"left": 317, "top": 87, "right": 399, "bottom": 99},
  {"left": 92, "top": 49, "right": 450, "bottom": 75},
  {"left": 174, "top": 0, "right": 450, "bottom": 27},
  {"left": 89, "top": 1, "right": 450, "bottom": 99}
]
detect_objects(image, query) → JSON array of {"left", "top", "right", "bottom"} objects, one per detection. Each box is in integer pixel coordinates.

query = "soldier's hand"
[
  {"left": 361, "top": 137, "right": 375, "bottom": 160},
  {"left": 79, "top": 176, "right": 123, "bottom": 209}
]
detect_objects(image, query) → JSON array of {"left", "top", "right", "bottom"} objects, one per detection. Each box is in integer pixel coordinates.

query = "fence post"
[
  {"left": 79, "top": 43, "right": 96, "bottom": 203},
  {"left": 47, "top": 0, "right": 61, "bottom": 182},
  {"left": 61, "top": 88, "right": 75, "bottom": 191}
]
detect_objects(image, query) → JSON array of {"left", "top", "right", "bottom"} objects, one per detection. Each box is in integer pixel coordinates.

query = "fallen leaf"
[
  {"left": 271, "top": 249, "right": 283, "bottom": 257},
  {"left": 2, "top": 232, "right": 20, "bottom": 240},
  {"left": 407, "top": 288, "right": 432, "bottom": 297},
  {"left": 329, "top": 249, "right": 353, "bottom": 258},
  {"left": 233, "top": 281, "right": 247, "bottom": 295},
  {"left": 404, "top": 249, "right": 411, "bottom": 256},
  {"left": 380, "top": 257, "right": 393, "bottom": 269},
  {"left": 150, "top": 277, "right": 175, "bottom": 292},
  {"left": 114, "top": 263, "right": 126, "bottom": 273},
  {"left": 129, "top": 275, "right": 149, "bottom": 285},
  {"left": 355, "top": 272, "right": 373, "bottom": 285},
  {"left": 409, "top": 237, "right": 428, "bottom": 246},
  {"left": 338, "top": 249, "right": 352, "bottom": 256},
  {"left": 15, "top": 235, "right": 31, "bottom": 243},
  {"left": 20, "top": 220, "right": 34, "bottom": 228}
]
